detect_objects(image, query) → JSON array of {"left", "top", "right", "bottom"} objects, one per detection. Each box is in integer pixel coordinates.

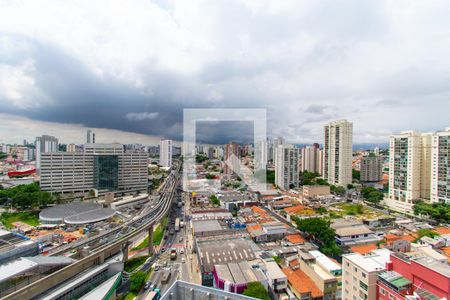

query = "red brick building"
[{"left": 377, "top": 252, "right": 450, "bottom": 300}]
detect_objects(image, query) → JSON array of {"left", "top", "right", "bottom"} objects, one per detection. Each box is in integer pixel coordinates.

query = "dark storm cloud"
[
  {"left": 2, "top": 1, "right": 450, "bottom": 145},
  {"left": 0, "top": 34, "right": 189, "bottom": 141},
  {"left": 196, "top": 121, "right": 254, "bottom": 145}
]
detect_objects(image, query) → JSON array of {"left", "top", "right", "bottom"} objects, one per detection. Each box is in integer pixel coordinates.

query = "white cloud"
[
  {"left": 125, "top": 112, "right": 159, "bottom": 121},
  {"left": 0, "top": 0, "right": 449, "bottom": 144}
]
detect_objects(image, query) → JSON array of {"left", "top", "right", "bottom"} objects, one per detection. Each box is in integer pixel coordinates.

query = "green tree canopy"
[
  {"left": 413, "top": 201, "right": 450, "bottom": 224},
  {"left": 243, "top": 282, "right": 270, "bottom": 300},
  {"left": 293, "top": 217, "right": 342, "bottom": 257}
]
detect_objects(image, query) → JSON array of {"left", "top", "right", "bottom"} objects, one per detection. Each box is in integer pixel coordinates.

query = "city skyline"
[{"left": 1, "top": 1, "right": 450, "bottom": 144}]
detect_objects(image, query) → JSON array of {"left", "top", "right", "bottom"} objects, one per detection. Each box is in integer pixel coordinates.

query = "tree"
[
  {"left": 330, "top": 185, "right": 345, "bottom": 196},
  {"left": 0, "top": 182, "right": 55, "bottom": 209},
  {"left": 195, "top": 154, "right": 208, "bottom": 163},
  {"left": 266, "top": 170, "right": 275, "bottom": 184},
  {"left": 205, "top": 173, "right": 216, "bottom": 180},
  {"left": 414, "top": 229, "right": 439, "bottom": 242},
  {"left": 352, "top": 169, "right": 360, "bottom": 181},
  {"left": 129, "top": 271, "right": 147, "bottom": 293},
  {"left": 243, "top": 282, "right": 270, "bottom": 300},
  {"left": 413, "top": 201, "right": 450, "bottom": 224},
  {"left": 293, "top": 217, "right": 342, "bottom": 257},
  {"left": 0, "top": 152, "right": 7, "bottom": 159},
  {"left": 209, "top": 194, "right": 220, "bottom": 206}
]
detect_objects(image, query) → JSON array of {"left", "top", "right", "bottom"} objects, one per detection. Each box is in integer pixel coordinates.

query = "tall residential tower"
[
  {"left": 160, "top": 139, "right": 173, "bottom": 168},
  {"left": 323, "top": 120, "right": 353, "bottom": 186},
  {"left": 275, "top": 145, "right": 300, "bottom": 190}
]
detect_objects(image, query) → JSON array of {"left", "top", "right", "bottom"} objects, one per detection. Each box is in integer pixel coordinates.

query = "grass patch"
[
  {"left": 132, "top": 216, "right": 168, "bottom": 251},
  {"left": 0, "top": 211, "right": 40, "bottom": 229},
  {"left": 341, "top": 204, "right": 364, "bottom": 215},
  {"left": 124, "top": 255, "right": 149, "bottom": 273},
  {"left": 123, "top": 292, "right": 136, "bottom": 300}
]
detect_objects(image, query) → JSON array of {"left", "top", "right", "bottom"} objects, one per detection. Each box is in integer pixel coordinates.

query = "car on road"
[
  {"left": 181, "top": 257, "right": 185, "bottom": 263},
  {"left": 154, "top": 265, "right": 160, "bottom": 271},
  {"left": 179, "top": 237, "right": 183, "bottom": 242},
  {"left": 144, "top": 281, "right": 152, "bottom": 289}
]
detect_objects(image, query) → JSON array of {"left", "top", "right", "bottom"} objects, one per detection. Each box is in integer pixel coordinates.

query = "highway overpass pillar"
[
  {"left": 148, "top": 224, "right": 154, "bottom": 255},
  {"left": 122, "top": 242, "right": 129, "bottom": 262}
]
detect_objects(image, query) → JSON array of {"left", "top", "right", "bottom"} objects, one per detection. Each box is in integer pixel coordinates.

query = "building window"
[
  {"left": 389, "top": 294, "right": 394, "bottom": 300},
  {"left": 362, "top": 272, "right": 367, "bottom": 278},
  {"left": 354, "top": 267, "right": 357, "bottom": 272},
  {"left": 380, "top": 288, "right": 386, "bottom": 295},
  {"left": 359, "top": 281, "right": 368, "bottom": 291}
]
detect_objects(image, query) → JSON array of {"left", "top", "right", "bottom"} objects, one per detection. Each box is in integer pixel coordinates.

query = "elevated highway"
[{"left": 1, "top": 164, "right": 181, "bottom": 300}]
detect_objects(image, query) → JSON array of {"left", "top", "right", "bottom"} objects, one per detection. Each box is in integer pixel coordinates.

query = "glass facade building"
[{"left": 94, "top": 155, "right": 119, "bottom": 191}]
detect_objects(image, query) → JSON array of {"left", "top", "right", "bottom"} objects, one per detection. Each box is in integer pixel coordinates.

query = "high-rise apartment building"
[
  {"left": 323, "top": 120, "right": 353, "bottom": 186},
  {"left": 224, "top": 142, "right": 240, "bottom": 175},
  {"left": 66, "top": 144, "right": 76, "bottom": 153},
  {"left": 255, "top": 139, "right": 268, "bottom": 170},
  {"left": 40, "top": 143, "right": 148, "bottom": 194},
  {"left": 35, "top": 135, "right": 59, "bottom": 173},
  {"left": 275, "top": 145, "right": 300, "bottom": 190},
  {"left": 272, "top": 136, "right": 285, "bottom": 162},
  {"left": 386, "top": 131, "right": 432, "bottom": 212},
  {"left": 159, "top": 139, "right": 173, "bottom": 168},
  {"left": 360, "top": 156, "right": 383, "bottom": 182},
  {"left": 431, "top": 128, "right": 450, "bottom": 203},
  {"left": 300, "top": 144, "right": 323, "bottom": 175}
]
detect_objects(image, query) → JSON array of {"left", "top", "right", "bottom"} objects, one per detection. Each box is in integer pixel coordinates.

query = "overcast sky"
[{"left": 1, "top": 0, "right": 449, "bottom": 145}]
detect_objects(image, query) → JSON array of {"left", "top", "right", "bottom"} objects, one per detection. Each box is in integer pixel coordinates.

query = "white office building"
[
  {"left": 35, "top": 135, "right": 59, "bottom": 173},
  {"left": 160, "top": 139, "right": 173, "bottom": 168},
  {"left": 275, "top": 145, "right": 300, "bottom": 190},
  {"left": 40, "top": 143, "right": 148, "bottom": 194},
  {"left": 323, "top": 120, "right": 353, "bottom": 186}
]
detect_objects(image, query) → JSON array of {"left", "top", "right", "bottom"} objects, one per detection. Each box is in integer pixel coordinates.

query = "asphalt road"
[{"left": 137, "top": 193, "right": 190, "bottom": 299}]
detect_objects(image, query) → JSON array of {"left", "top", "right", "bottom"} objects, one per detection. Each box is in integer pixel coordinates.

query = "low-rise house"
[
  {"left": 262, "top": 261, "right": 288, "bottom": 296},
  {"left": 249, "top": 223, "right": 287, "bottom": 243},
  {"left": 418, "top": 236, "right": 446, "bottom": 249},
  {"left": 335, "top": 225, "right": 382, "bottom": 246},
  {"left": 302, "top": 185, "right": 331, "bottom": 199}
]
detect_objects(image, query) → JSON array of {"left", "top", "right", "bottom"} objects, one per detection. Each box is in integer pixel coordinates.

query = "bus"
[
  {"left": 161, "top": 269, "right": 171, "bottom": 284},
  {"left": 145, "top": 290, "right": 160, "bottom": 300},
  {"left": 174, "top": 218, "right": 180, "bottom": 232}
]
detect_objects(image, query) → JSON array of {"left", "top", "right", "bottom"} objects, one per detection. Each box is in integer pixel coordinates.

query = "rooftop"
[
  {"left": 197, "top": 237, "right": 256, "bottom": 273},
  {"left": 192, "top": 219, "right": 224, "bottom": 233},
  {"left": 379, "top": 271, "right": 412, "bottom": 289},
  {"left": 282, "top": 267, "right": 323, "bottom": 298},
  {"left": 40, "top": 203, "right": 115, "bottom": 224},
  {"left": 335, "top": 224, "right": 373, "bottom": 237},
  {"left": 350, "top": 244, "right": 378, "bottom": 255},
  {"left": 285, "top": 234, "right": 305, "bottom": 245},
  {"left": 161, "top": 280, "right": 258, "bottom": 300},
  {"left": 343, "top": 249, "right": 391, "bottom": 273}
]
